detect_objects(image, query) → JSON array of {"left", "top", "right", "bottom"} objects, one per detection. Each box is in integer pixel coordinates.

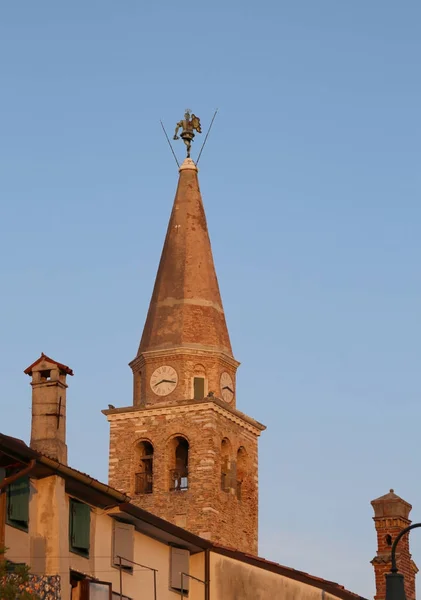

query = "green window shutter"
[
  {"left": 70, "top": 500, "right": 90, "bottom": 553},
  {"left": 7, "top": 477, "right": 30, "bottom": 526}
]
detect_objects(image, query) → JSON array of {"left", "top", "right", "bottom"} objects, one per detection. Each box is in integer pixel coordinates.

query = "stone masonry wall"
[{"left": 108, "top": 401, "right": 260, "bottom": 554}]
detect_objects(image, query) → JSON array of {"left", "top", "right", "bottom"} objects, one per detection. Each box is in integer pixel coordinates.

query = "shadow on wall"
[
  {"left": 215, "top": 557, "right": 336, "bottom": 600},
  {"left": 31, "top": 535, "right": 47, "bottom": 575}
]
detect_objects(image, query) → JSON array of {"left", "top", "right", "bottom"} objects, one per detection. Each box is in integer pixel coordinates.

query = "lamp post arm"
[{"left": 391, "top": 523, "right": 421, "bottom": 573}]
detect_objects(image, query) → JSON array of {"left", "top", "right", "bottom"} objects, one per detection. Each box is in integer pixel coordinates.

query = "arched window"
[
  {"left": 221, "top": 438, "right": 232, "bottom": 492},
  {"left": 135, "top": 441, "right": 153, "bottom": 494},
  {"left": 169, "top": 436, "right": 189, "bottom": 492},
  {"left": 236, "top": 446, "right": 247, "bottom": 501}
]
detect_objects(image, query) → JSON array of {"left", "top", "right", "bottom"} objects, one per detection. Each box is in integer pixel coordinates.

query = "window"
[
  {"left": 84, "top": 581, "right": 112, "bottom": 600},
  {"left": 5, "top": 560, "right": 27, "bottom": 574},
  {"left": 7, "top": 477, "right": 30, "bottom": 532},
  {"left": 193, "top": 377, "right": 205, "bottom": 400},
  {"left": 69, "top": 499, "right": 91, "bottom": 557},
  {"left": 40, "top": 370, "right": 51, "bottom": 381},
  {"left": 70, "top": 573, "right": 112, "bottom": 600},
  {"left": 169, "top": 437, "right": 189, "bottom": 491},
  {"left": 135, "top": 441, "right": 153, "bottom": 494},
  {"left": 170, "top": 547, "right": 190, "bottom": 592},
  {"left": 112, "top": 521, "right": 134, "bottom": 571}
]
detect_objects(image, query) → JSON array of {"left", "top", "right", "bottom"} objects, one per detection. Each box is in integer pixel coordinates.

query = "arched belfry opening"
[
  {"left": 135, "top": 441, "right": 153, "bottom": 494},
  {"left": 169, "top": 436, "right": 189, "bottom": 491}
]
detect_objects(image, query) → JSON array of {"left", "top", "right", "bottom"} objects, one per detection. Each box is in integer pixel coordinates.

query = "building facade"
[{"left": 104, "top": 158, "right": 265, "bottom": 554}]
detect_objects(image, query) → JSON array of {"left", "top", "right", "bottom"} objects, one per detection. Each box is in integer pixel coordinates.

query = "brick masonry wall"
[
  {"left": 107, "top": 401, "right": 260, "bottom": 554},
  {"left": 131, "top": 349, "right": 239, "bottom": 409},
  {"left": 372, "top": 518, "right": 416, "bottom": 600}
]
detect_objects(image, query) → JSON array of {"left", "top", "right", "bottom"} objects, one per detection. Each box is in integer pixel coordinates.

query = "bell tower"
[{"left": 104, "top": 119, "right": 265, "bottom": 554}]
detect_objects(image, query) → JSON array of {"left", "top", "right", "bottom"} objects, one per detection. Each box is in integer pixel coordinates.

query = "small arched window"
[
  {"left": 236, "top": 446, "right": 247, "bottom": 501},
  {"left": 135, "top": 441, "right": 153, "bottom": 494},
  {"left": 169, "top": 436, "right": 189, "bottom": 492}
]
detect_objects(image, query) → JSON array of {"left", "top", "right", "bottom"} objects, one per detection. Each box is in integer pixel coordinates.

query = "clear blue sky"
[{"left": 1, "top": 2, "right": 420, "bottom": 597}]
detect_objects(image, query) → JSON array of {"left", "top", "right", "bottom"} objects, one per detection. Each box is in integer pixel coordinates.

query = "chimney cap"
[
  {"left": 24, "top": 353, "right": 74, "bottom": 376},
  {"left": 371, "top": 489, "right": 412, "bottom": 519}
]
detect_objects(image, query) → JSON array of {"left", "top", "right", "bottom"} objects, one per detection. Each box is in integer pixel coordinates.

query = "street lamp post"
[{"left": 385, "top": 522, "right": 421, "bottom": 600}]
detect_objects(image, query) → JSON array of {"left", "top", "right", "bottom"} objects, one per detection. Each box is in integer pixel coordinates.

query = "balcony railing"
[
  {"left": 135, "top": 472, "right": 153, "bottom": 494},
  {"left": 170, "top": 468, "right": 188, "bottom": 491}
]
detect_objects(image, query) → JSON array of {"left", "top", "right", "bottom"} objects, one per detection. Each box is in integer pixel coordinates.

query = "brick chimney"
[
  {"left": 371, "top": 489, "right": 418, "bottom": 600},
  {"left": 25, "top": 353, "right": 73, "bottom": 464}
]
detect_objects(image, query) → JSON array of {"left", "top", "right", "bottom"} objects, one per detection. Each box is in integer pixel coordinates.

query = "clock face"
[
  {"left": 150, "top": 366, "right": 178, "bottom": 396},
  {"left": 220, "top": 372, "right": 234, "bottom": 403}
]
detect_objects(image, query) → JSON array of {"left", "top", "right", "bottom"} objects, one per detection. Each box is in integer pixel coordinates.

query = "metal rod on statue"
[
  {"left": 196, "top": 109, "right": 218, "bottom": 164},
  {"left": 160, "top": 120, "right": 180, "bottom": 168}
]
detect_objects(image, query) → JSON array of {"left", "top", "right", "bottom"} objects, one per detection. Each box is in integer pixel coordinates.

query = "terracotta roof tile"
[{"left": 24, "top": 353, "right": 74, "bottom": 376}]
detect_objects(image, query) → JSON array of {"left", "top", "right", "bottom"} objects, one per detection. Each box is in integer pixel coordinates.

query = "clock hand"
[
  {"left": 222, "top": 386, "right": 234, "bottom": 393},
  {"left": 154, "top": 379, "right": 176, "bottom": 388}
]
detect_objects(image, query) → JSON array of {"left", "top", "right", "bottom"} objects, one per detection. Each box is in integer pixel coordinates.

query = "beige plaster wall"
[
  {"left": 5, "top": 476, "right": 72, "bottom": 600},
  {"left": 190, "top": 552, "right": 206, "bottom": 600},
  {"left": 5, "top": 525, "right": 30, "bottom": 563},
  {"left": 5, "top": 475, "right": 203, "bottom": 600},
  {"left": 210, "top": 553, "right": 344, "bottom": 600},
  {"left": 92, "top": 510, "right": 203, "bottom": 600},
  {"left": 5, "top": 476, "right": 37, "bottom": 562}
]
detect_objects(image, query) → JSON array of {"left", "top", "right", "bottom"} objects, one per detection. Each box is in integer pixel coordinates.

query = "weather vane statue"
[{"left": 173, "top": 109, "right": 202, "bottom": 158}]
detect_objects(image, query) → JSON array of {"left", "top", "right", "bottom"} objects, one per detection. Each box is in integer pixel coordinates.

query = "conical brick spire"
[{"left": 138, "top": 158, "right": 232, "bottom": 357}]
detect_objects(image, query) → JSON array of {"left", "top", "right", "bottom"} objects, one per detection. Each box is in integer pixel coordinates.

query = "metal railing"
[
  {"left": 117, "top": 556, "right": 157, "bottom": 600},
  {"left": 170, "top": 469, "right": 188, "bottom": 491},
  {"left": 135, "top": 472, "right": 153, "bottom": 494},
  {"left": 180, "top": 572, "right": 207, "bottom": 600}
]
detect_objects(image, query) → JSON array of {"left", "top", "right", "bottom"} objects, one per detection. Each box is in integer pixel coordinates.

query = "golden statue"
[{"left": 173, "top": 109, "right": 202, "bottom": 158}]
